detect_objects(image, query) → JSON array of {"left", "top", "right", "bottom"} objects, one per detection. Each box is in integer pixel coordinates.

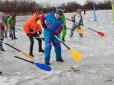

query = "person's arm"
[
  {"left": 55, "top": 19, "right": 64, "bottom": 34},
  {"left": 40, "top": 14, "right": 47, "bottom": 28}
]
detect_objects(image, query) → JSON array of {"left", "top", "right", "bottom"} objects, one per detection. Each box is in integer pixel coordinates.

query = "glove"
[
  {"left": 39, "top": 31, "right": 42, "bottom": 35},
  {"left": 42, "top": 24, "right": 47, "bottom": 28},
  {"left": 27, "top": 33, "right": 32, "bottom": 36},
  {"left": 28, "top": 28, "right": 33, "bottom": 32}
]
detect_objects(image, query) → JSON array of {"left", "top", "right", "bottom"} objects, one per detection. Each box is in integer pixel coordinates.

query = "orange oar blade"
[
  {"left": 69, "top": 49, "right": 82, "bottom": 62},
  {"left": 97, "top": 32, "right": 105, "bottom": 37}
]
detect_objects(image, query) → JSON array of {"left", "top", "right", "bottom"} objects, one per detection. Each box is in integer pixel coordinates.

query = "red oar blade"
[{"left": 97, "top": 31, "right": 105, "bottom": 37}]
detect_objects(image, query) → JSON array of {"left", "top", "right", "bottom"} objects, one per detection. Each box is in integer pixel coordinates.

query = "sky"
[{"left": 34, "top": 0, "right": 104, "bottom": 6}]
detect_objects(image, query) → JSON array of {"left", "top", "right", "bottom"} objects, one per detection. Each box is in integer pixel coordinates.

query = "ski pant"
[
  {"left": 61, "top": 27, "right": 67, "bottom": 41},
  {"left": 4, "top": 25, "right": 9, "bottom": 37},
  {"left": 0, "top": 26, "right": 4, "bottom": 49},
  {"left": 44, "top": 29, "right": 62, "bottom": 63},
  {"left": 10, "top": 27, "right": 16, "bottom": 39},
  {"left": 70, "top": 24, "right": 80, "bottom": 37},
  {"left": 28, "top": 33, "right": 43, "bottom": 55}
]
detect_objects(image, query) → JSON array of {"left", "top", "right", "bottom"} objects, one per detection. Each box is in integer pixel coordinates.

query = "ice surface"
[{"left": 0, "top": 10, "right": 114, "bottom": 85}]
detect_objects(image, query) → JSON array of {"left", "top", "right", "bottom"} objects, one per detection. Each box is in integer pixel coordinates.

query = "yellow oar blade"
[
  {"left": 75, "top": 28, "right": 85, "bottom": 34},
  {"left": 69, "top": 49, "right": 82, "bottom": 62},
  {"left": 21, "top": 51, "right": 34, "bottom": 60}
]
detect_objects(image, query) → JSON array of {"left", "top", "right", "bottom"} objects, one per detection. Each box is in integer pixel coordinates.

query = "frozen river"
[{"left": 0, "top": 10, "right": 114, "bottom": 85}]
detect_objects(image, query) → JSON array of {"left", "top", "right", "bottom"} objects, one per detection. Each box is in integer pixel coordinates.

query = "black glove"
[
  {"left": 29, "top": 28, "right": 33, "bottom": 32},
  {"left": 39, "top": 31, "right": 42, "bottom": 35},
  {"left": 42, "top": 24, "right": 47, "bottom": 28},
  {"left": 27, "top": 33, "right": 32, "bottom": 36}
]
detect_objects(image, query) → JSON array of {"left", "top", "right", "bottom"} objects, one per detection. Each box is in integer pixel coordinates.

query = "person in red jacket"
[{"left": 23, "top": 12, "right": 44, "bottom": 57}]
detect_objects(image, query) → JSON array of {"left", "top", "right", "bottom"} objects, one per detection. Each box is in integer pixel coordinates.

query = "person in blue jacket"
[{"left": 40, "top": 9, "right": 64, "bottom": 65}]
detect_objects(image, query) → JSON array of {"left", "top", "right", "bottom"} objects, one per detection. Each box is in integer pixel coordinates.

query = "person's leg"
[
  {"left": 28, "top": 36, "right": 34, "bottom": 57},
  {"left": 0, "top": 30, "right": 5, "bottom": 52},
  {"left": 0, "top": 39, "right": 5, "bottom": 51},
  {"left": 70, "top": 25, "right": 77, "bottom": 37},
  {"left": 34, "top": 33, "right": 44, "bottom": 52},
  {"left": 10, "top": 28, "right": 14, "bottom": 40},
  {"left": 9, "top": 28, "right": 12, "bottom": 38},
  {"left": 52, "top": 35, "right": 63, "bottom": 62},
  {"left": 61, "top": 28, "right": 67, "bottom": 42},
  {"left": 13, "top": 27, "right": 17, "bottom": 39},
  {"left": 44, "top": 30, "right": 52, "bottom": 65},
  {"left": 4, "top": 25, "right": 8, "bottom": 37}
]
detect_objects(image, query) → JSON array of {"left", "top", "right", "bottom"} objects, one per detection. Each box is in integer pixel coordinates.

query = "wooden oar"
[{"left": 0, "top": 40, "right": 33, "bottom": 60}]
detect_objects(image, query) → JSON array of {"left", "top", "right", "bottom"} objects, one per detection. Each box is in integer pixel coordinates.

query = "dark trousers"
[
  {"left": 10, "top": 27, "right": 16, "bottom": 39},
  {"left": 28, "top": 33, "right": 43, "bottom": 55}
]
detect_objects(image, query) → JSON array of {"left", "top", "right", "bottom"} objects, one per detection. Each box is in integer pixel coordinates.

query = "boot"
[
  {"left": 56, "top": 58, "right": 64, "bottom": 62},
  {"left": 45, "top": 62, "right": 51, "bottom": 65},
  {"left": 79, "top": 34, "right": 83, "bottom": 38},
  {"left": 0, "top": 48, "right": 5, "bottom": 52},
  {"left": 39, "top": 49, "right": 44, "bottom": 53},
  {"left": 29, "top": 53, "right": 34, "bottom": 57},
  {"left": 62, "top": 37, "right": 65, "bottom": 42}
]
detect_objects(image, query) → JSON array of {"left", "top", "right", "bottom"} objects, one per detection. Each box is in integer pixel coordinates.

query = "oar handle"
[
  {"left": 54, "top": 36, "right": 70, "bottom": 50},
  {"left": 14, "top": 56, "right": 33, "bottom": 64}
]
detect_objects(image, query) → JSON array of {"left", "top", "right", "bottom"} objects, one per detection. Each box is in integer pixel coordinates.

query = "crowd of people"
[{"left": 0, "top": 8, "right": 84, "bottom": 74}]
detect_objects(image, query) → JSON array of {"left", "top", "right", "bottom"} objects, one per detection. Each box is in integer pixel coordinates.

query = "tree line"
[{"left": 0, "top": 0, "right": 112, "bottom": 14}]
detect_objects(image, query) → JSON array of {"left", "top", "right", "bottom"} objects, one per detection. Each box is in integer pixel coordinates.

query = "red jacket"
[{"left": 23, "top": 14, "right": 41, "bottom": 34}]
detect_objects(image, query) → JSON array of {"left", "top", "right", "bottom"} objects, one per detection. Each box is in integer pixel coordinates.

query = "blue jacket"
[{"left": 44, "top": 12, "right": 63, "bottom": 33}]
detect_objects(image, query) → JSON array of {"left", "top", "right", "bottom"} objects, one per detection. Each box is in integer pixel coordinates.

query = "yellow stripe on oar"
[
  {"left": 75, "top": 28, "right": 85, "bottom": 34},
  {"left": 69, "top": 49, "right": 82, "bottom": 62},
  {"left": 21, "top": 51, "right": 33, "bottom": 60}
]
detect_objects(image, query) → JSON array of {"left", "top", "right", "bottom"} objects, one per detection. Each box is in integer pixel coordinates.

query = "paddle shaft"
[
  {"left": 14, "top": 56, "right": 34, "bottom": 64},
  {"left": 46, "top": 29, "right": 71, "bottom": 50},
  {"left": 87, "top": 27, "right": 97, "bottom": 32},
  {"left": 54, "top": 35, "right": 70, "bottom": 50},
  {"left": 67, "top": 18, "right": 98, "bottom": 32},
  {"left": 0, "top": 40, "right": 21, "bottom": 52}
]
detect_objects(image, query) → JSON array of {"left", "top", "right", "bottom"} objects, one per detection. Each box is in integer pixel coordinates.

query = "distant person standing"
[
  {"left": 84, "top": 9, "right": 86, "bottom": 15},
  {"left": 0, "top": 12, "right": 6, "bottom": 52},
  {"left": 7, "top": 13, "right": 17, "bottom": 40},
  {"left": 70, "top": 9, "right": 83, "bottom": 38},
  {"left": 4, "top": 15, "right": 10, "bottom": 37}
]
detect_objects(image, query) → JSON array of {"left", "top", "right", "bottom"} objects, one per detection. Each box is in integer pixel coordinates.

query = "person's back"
[
  {"left": 45, "top": 12, "right": 63, "bottom": 32},
  {"left": 7, "top": 16, "right": 16, "bottom": 27}
]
